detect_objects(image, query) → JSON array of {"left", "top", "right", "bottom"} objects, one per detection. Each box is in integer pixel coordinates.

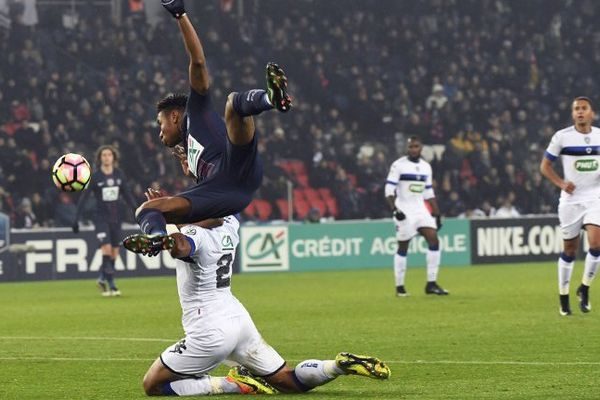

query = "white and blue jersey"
[
  {"left": 545, "top": 125, "right": 600, "bottom": 204},
  {"left": 385, "top": 156, "right": 435, "bottom": 209},
  {"left": 385, "top": 156, "right": 436, "bottom": 240}
]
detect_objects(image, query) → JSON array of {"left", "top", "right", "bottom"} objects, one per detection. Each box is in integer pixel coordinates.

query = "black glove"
[
  {"left": 393, "top": 209, "right": 406, "bottom": 221},
  {"left": 72, "top": 222, "right": 79, "bottom": 234},
  {"left": 434, "top": 215, "right": 443, "bottom": 230},
  {"left": 161, "top": 0, "right": 186, "bottom": 19}
]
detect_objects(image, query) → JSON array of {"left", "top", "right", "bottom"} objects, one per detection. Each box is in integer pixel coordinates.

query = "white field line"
[
  {"left": 1, "top": 337, "right": 599, "bottom": 366},
  {"left": 0, "top": 336, "right": 174, "bottom": 342}
]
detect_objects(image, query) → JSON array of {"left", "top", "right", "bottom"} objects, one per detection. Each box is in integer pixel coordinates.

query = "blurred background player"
[
  {"left": 385, "top": 136, "right": 448, "bottom": 297},
  {"left": 131, "top": 190, "right": 390, "bottom": 396},
  {"left": 540, "top": 96, "right": 600, "bottom": 316},
  {"left": 124, "top": 0, "right": 291, "bottom": 256},
  {"left": 73, "top": 145, "right": 137, "bottom": 296}
]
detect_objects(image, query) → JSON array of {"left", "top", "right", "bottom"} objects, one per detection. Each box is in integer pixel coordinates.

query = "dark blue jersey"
[
  {"left": 75, "top": 168, "right": 137, "bottom": 224},
  {"left": 175, "top": 88, "right": 263, "bottom": 221},
  {"left": 182, "top": 88, "right": 228, "bottom": 182}
]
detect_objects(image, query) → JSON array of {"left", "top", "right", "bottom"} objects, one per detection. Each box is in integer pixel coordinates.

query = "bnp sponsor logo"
[
  {"left": 242, "top": 226, "right": 289, "bottom": 271},
  {"left": 574, "top": 159, "right": 598, "bottom": 172},
  {"left": 409, "top": 183, "right": 425, "bottom": 193}
]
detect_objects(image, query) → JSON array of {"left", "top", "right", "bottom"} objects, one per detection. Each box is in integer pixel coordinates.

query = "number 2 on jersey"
[{"left": 216, "top": 253, "right": 233, "bottom": 288}]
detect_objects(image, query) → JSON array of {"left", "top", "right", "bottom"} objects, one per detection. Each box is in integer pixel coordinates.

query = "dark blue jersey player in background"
[
  {"left": 123, "top": 0, "right": 291, "bottom": 256},
  {"left": 74, "top": 145, "right": 137, "bottom": 296}
]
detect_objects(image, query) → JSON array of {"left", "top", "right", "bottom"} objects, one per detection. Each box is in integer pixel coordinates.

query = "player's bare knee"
[{"left": 563, "top": 243, "right": 578, "bottom": 256}]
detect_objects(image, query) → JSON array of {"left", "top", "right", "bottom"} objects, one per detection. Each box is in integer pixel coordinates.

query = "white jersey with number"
[
  {"left": 176, "top": 216, "right": 239, "bottom": 331},
  {"left": 545, "top": 125, "right": 600, "bottom": 204},
  {"left": 385, "top": 156, "right": 435, "bottom": 209},
  {"left": 161, "top": 216, "right": 285, "bottom": 377}
]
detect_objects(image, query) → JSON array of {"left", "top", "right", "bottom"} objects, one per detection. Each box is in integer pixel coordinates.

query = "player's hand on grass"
[
  {"left": 560, "top": 180, "right": 575, "bottom": 194},
  {"left": 393, "top": 209, "right": 406, "bottom": 221},
  {"left": 72, "top": 222, "right": 79, "bottom": 234},
  {"left": 161, "top": 0, "right": 186, "bottom": 19}
]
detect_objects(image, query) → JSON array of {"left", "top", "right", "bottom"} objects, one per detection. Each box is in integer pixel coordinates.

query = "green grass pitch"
[{"left": 1, "top": 262, "right": 600, "bottom": 399}]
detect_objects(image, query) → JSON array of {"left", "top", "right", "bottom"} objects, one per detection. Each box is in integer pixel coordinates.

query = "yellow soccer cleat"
[
  {"left": 226, "top": 366, "right": 278, "bottom": 395},
  {"left": 335, "top": 352, "right": 391, "bottom": 380}
]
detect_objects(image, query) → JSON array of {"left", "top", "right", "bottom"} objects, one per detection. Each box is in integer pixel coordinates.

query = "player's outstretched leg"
[
  {"left": 122, "top": 233, "right": 174, "bottom": 257},
  {"left": 266, "top": 62, "right": 292, "bottom": 112},
  {"left": 227, "top": 366, "right": 278, "bottom": 395},
  {"left": 577, "top": 284, "right": 591, "bottom": 313},
  {"left": 229, "top": 62, "right": 291, "bottom": 118},
  {"left": 335, "top": 352, "right": 391, "bottom": 380}
]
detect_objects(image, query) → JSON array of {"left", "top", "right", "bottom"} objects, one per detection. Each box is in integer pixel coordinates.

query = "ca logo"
[{"left": 241, "top": 227, "right": 289, "bottom": 271}]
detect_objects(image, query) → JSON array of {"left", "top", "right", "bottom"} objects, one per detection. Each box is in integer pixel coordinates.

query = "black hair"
[
  {"left": 407, "top": 135, "right": 422, "bottom": 143},
  {"left": 156, "top": 93, "right": 188, "bottom": 113},
  {"left": 573, "top": 96, "right": 594, "bottom": 111}
]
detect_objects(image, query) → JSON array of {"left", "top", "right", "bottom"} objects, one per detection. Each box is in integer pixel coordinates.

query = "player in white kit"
[
  {"left": 540, "top": 96, "right": 600, "bottom": 316},
  {"left": 385, "top": 136, "right": 448, "bottom": 297},
  {"left": 136, "top": 214, "right": 391, "bottom": 396}
]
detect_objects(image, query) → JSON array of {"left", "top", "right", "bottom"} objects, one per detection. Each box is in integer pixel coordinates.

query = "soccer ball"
[{"left": 52, "top": 153, "right": 92, "bottom": 192}]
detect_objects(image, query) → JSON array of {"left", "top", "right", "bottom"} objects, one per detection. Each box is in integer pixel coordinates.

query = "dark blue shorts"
[
  {"left": 176, "top": 89, "right": 263, "bottom": 221},
  {"left": 96, "top": 221, "right": 122, "bottom": 247}
]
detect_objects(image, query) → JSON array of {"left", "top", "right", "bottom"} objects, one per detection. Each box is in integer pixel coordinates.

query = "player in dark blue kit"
[
  {"left": 74, "top": 145, "right": 137, "bottom": 296},
  {"left": 123, "top": 0, "right": 291, "bottom": 256}
]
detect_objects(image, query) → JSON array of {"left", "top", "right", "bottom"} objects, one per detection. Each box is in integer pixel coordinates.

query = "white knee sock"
[
  {"left": 426, "top": 249, "right": 441, "bottom": 282},
  {"left": 558, "top": 254, "right": 575, "bottom": 295},
  {"left": 394, "top": 253, "right": 407, "bottom": 286},
  {"left": 294, "top": 359, "right": 344, "bottom": 388},
  {"left": 167, "top": 376, "right": 240, "bottom": 396},
  {"left": 583, "top": 250, "right": 600, "bottom": 286}
]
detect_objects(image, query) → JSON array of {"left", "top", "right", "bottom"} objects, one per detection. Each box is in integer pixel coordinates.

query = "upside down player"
[
  {"left": 73, "top": 145, "right": 137, "bottom": 296},
  {"left": 385, "top": 136, "right": 448, "bottom": 297},
  {"left": 133, "top": 191, "right": 390, "bottom": 396},
  {"left": 540, "top": 96, "right": 600, "bottom": 316},
  {"left": 123, "top": 0, "right": 291, "bottom": 256}
]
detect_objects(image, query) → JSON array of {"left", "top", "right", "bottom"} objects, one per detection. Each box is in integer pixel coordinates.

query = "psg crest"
[{"left": 0, "top": 212, "right": 9, "bottom": 254}]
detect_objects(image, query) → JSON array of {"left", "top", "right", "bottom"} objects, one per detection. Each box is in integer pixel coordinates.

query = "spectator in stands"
[
  {"left": 0, "top": 0, "right": 593, "bottom": 221},
  {"left": 493, "top": 193, "right": 521, "bottom": 218},
  {"left": 14, "top": 197, "right": 37, "bottom": 228}
]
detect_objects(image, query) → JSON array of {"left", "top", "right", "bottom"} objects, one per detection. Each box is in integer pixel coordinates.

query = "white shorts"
[
  {"left": 394, "top": 204, "right": 437, "bottom": 241},
  {"left": 160, "top": 297, "right": 285, "bottom": 378},
  {"left": 558, "top": 201, "right": 600, "bottom": 240}
]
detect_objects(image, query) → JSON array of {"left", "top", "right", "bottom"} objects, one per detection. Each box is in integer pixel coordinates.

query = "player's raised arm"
[{"left": 162, "top": 0, "right": 209, "bottom": 94}]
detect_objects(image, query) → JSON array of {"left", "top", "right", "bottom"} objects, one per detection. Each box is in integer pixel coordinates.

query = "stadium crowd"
[{"left": 0, "top": 0, "right": 596, "bottom": 227}]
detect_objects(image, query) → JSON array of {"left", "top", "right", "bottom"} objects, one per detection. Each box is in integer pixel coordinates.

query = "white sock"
[
  {"left": 167, "top": 376, "right": 240, "bottom": 396},
  {"left": 583, "top": 251, "right": 600, "bottom": 286},
  {"left": 294, "top": 359, "right": 343, "bottom": 388},
  {"left": 558, "top": 256, "right": 574, "bottom": 295},
  {"left": 426, "top": 249, "right": 441, "bottom": 282},
  {"left": 394, "top": 253, "right": 407, "bottom": 286}
]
